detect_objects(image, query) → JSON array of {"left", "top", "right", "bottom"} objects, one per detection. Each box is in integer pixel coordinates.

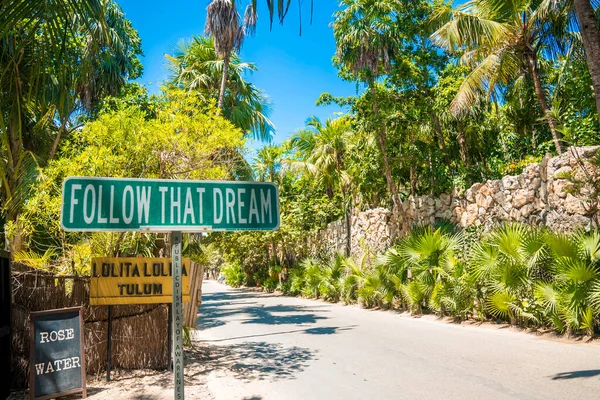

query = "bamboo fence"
[{"left": 10, "top": 261, "right": 203, "bottom": 390}]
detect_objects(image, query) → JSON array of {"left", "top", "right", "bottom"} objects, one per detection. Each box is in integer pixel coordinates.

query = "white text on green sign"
[{"left": 61, "top": 177, "right": 279, "bottom": 231}]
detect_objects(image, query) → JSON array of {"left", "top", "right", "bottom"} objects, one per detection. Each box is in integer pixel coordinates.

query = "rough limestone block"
[
  {"left": 564, "top": 194, "right": 588, "bottom": 215},
  {"left": 502, "top": 175, "right": 520, "bottom": 190}
]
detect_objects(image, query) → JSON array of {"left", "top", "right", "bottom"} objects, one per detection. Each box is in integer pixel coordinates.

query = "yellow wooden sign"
[{"left": 90, "top": 257, "right": 191, "bottom": 305}]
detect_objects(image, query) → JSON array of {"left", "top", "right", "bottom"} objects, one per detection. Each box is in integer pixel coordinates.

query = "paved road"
[{"left": 195, "top": 280, "right": 600, "bottom": 400}]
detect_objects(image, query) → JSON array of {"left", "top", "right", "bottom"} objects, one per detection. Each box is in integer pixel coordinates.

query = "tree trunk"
[
  {"left": 457, "top": 124, "right": 469, "bottom": 166},
  {"left": 5, "top": 109, "right": 24, "bottom": 251},
  {"left": 217, "top": 53, "right": 231, "bottom": 111},
  {"left": 409, "top": 130, "right": 417, "bottom": 196},
  {"left": 49, "top": 119, "right": 67, "bottom": 160},
  {"left": 431, "top": 112, "right": 451, "bottom": 166},
  {"left": 526, "top": 52, "right": 563, "bottom": 154},
  {"left": 574, "top": 0, "right": 600, "bottom": 127},
  {"left": 428, "top": 149, "right": 435, "bottom": 195},
  {"left": 370, "top": 84, "right": 403, "bottom": 230},
  {"left": 344, "top": 207, "right": 351, "bottom": 257}
]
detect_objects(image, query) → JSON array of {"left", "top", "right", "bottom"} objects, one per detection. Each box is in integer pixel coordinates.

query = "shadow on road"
[
  {"left": 191, "top": 286, "right": 358, "bottom": 382},
  {"left": 198, "top": 289, "right": 330, "bottom": 329},
  {"left": 201, "top": 325, "right": 356, "bottom": 342},
  {"left": 188, "top": 341, "right": 317, "bottom": 382},
  {"left": 551, "top": 370, "right": 600, "bottom": 380}
]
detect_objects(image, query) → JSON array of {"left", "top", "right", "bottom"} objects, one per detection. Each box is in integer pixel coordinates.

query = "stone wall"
[{"left": 317, "top": 146, "right": 600, "bottom": 258}]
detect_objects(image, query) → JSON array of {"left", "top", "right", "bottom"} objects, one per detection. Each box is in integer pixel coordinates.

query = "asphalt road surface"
[{"left": 195, "top": 280, "right": 600, "bottom": 400}]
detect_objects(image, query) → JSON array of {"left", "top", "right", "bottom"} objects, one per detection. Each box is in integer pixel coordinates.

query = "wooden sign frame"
[{"left": 29, "top": 307, "right": 87, "bottom": 400}]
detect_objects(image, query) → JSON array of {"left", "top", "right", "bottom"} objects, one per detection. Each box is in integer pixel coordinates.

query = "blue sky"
[{"left": 118, "top": 0, "right": 359, "bottom": 152}]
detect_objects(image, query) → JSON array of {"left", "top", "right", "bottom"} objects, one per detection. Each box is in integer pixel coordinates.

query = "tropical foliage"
[
  {"left": 231, "top": 223, "right": 600, "bottom": 336},
  {"left": 3, "top": 0, "right": 600, "bottom": 342},
  {"left": 166, "top": 36, "right": 274, "bottom": 141}
]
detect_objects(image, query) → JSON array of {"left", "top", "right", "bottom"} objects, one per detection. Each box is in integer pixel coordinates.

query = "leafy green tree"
[
  {"left": 431, "top": 0, "right": 572, "bottom": 154},
  {"left": 569, "top": 0, "right": 600, "bottom": 126},
  {"left": 167, "top": 36, "right": 274, "bottom": 141},
  {"left": 289, "top": 116, "right": 353, "bottom": 255},
  {"left": 1, "top": 0, "right": 141, "bottom": 251},
  {"left": 47, "top": 0, "right": 142, "bottom": 160},
  {"left": 333, "top": 0, "right": 403, "bottom": 223},
  {"left": 17, "top": 89, "right": 245, "bottom": 271}
]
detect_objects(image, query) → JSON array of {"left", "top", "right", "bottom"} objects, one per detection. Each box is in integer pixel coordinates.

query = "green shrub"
[
  {"left": 278, "top": 223, "right": 600, "bottom": 336},
  {"left": 535, "top": 230, "right": 600, "bottom": 335},
  {"left": 288, "top": 266, "right": 306, "bottom": 295},
  {"left": 221, "top": 262, "right": 245, "bottom": 287},
  {"left": 319, "top": 254, "right": 346, "bottom": 302},
  {"left": 301, "top": 258, "right": 323, "bottom": 298},
  {"left": 263, "top": 275, "right": 279, "bottom": 292},
  {"left": 469, "top": 224, "right": 549, "bottom": 325}
]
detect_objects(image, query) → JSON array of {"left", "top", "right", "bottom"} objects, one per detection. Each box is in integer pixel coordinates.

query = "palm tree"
[
  {"left": 0, "top": 0, "right": 312, "bottom": 37},
  {"left": 205, "top": 0, "right": 256, "bottom": 111},
  {"left": 253, "top": 144, "right": 284, "bottom": 182},
  {"left": 1, "top": 0, "right": 139, "bottom": 250},
  {"left": 431, "top": 0, "right": 572, "bottom": 154},
  {"left": 249, "top": 0, "right": 314, "bottom": 32},
  {"left": 166, "top": 36, "right": 274, "bottom": 141},
  {"left": 332, "top": 0, "right": 404, "bottom": 226},
  {"left": 0, "top": 0, "right": 103, "bottom": 37},
  {"left": 568, "top": 0, "right": 600, "bottom": 128},
  {"left": 48, "top": 0, "right": 142, "bottom": 160},
  {"left": 289, "top": 116, "right": 353, "bottom": 255}
]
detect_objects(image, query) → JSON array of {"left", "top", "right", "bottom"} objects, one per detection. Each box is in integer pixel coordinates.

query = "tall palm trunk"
[
  {"left": 370, "top": 83, "right": 403, "bottom": 230},
  {"left": 457, "top": 124, "right": 469, "bottom": 166},
  {"left": 4, "top": 67, "right": 25, "bottom": 251},
  {"left": 526, "top": 52, "right": 563, "bottom": 154},
  {"left": 428, "top": 148, "right": 435, "bottom": 195},
  {"left": 217, "top": 52, "right": 231, "bottom": 111},
  {"left": 431, "top": 112, "right": 451, "bottom": 166},
  {"left": 409, "top": 130, "right": 417, "bottom": 196},
  {"left": 574, "top": 0, "right": 600, "bottom": 127},
  {"left": 49, "top": 119, "right": 67, "bottom": 160},
  {"left": 335, "top": 154, "right": 352, "bottom": 257}
]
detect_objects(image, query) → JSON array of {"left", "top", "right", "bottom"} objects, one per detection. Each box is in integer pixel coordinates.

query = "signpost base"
[
  {"left": 167, "top": 303, "right": 172, "bottom": 371},
  {"left": 106, "top": 306, "right": 112, "bottom": 382},
  {"left": 171, "top": 232, "right": 184, "bottom": 400}
]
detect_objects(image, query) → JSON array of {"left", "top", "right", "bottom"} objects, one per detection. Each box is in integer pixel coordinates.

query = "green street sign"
[{"left": 61, "top": 177, "right": 280, "bottom": 232}]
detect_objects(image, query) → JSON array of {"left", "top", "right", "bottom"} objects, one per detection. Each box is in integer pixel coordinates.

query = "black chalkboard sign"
[{"left": 29, "top": 307, "right": 86, "bottom": 400}]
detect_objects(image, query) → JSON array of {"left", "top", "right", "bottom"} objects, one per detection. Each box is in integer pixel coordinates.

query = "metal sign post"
[
  {"left": 171, "top": 231, "right": 184, "bottom": 400},
  {"left": 60, "top": 177, "right": 281, "bottom": 400}
]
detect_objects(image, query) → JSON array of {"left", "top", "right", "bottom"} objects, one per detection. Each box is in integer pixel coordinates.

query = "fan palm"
[
  {"left": 300, "top": 258, "right": 324, "bottom": 298},
  {"left": 469, "top": 223, "right": 549, "bottom": 324},
  {"left": 394, "top": 226, "right": 464, "bottom": 314},
  {"left": 431, "top": 0, "right": 572, "bottom": 154},
  {"left": 167, "top": 36, "right": 274, "bottom": 141},
  {"left": 537, "top": 230, "right": 600, "bottom": 335},
  {"left": 340, "top": 253, "right": 370, "bottom": 304},
  {"left": 332, "top": 0, "right": 404, "bottom": 224},
  {"left": 319, "top": 253, "right": 346, "bottom": 302}
]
